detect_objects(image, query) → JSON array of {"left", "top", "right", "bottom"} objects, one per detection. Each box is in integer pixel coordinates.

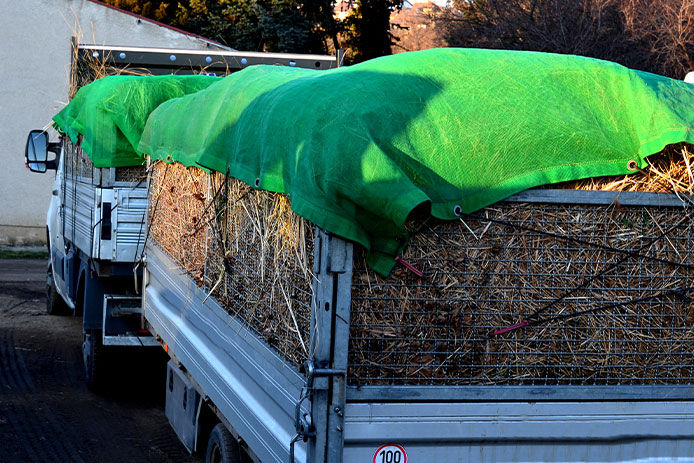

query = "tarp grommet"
[
  {"left": 165, "top": 154, "right": 172, "bottom": 163},
  {"left": 254, "top": 177, "right": 260, "bottom": 187},
  {"left": 627, "top": 160, "right": 638, "bottom": 171},
  {"left": 453, "top": 205, "right": 463, "bottom": 216}
]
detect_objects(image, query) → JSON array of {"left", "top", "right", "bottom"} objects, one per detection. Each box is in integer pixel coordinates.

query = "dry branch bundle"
[
  {"left": 148, "top": 144, "right": 694, "bottom": 385},
  {"left": 349, "top": 201, "right": 694, "bottom": 386},
  {"left": 149, "top": 162, "right": 314, "bottom": 367}
]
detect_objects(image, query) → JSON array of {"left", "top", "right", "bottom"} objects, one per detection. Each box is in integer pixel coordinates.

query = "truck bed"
[{"left": 144, "top": 188, "right": 694, "bottom": 463}]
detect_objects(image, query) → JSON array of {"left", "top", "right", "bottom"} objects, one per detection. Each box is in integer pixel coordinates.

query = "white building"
[{"left": 0, "top": 0, "right": 224, "bottom": 245}]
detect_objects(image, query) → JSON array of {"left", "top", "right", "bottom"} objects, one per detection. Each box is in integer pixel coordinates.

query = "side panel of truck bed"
[
  {"left": 63, "top": 177, "right": 95, "bottom": 257},
  {"left": 144, "top": 244, "right": 308, "bottom": 463},
  {"left": 342, "top": 401, "right": 694, "bottom": 462},
  {"left": 62, "top": 176, "right": 147, "bottom": 263},
  {"left": 111, "top": 186, "right": 147, "bottom": 262}
]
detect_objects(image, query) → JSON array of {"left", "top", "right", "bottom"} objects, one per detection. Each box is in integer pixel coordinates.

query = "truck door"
[{"left": 48, "top": 142, "right": 70, "bottom": 305}]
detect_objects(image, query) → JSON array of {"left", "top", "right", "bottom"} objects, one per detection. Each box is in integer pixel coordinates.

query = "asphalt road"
[{"left": 0, "top": 258, "right": 200, "bottom": 463}]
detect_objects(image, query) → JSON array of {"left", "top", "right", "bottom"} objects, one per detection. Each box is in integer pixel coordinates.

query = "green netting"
[
  {"left": 138, "top": 48, "right": 694, "bottom": 275},
  {"left": 52, "top": 74, "right": 221, "bottom": 167}
]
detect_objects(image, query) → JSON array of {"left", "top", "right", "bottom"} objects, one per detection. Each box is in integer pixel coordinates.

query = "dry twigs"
[
  {"left": 149, "top": 145, "right": 694, "bottom": 386},
  {"left": 149, "top": 162, "right": 313, "bottom": 366}
]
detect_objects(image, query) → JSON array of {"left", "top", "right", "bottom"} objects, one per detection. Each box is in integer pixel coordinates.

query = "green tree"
[
  {"left": 102, "top": 0, "right": 177, "bottom": 22},
  {"left": 101, "top": 0, "right": 411, "bottom": 63},
  {"left": 104, "top": 0, "right": 341, "bottom": 54},
  {"left": 343, "top": 0, "right": 404, "bottom": 63},
  {"left": 300, "top": 1, "right": 342, "bottom": 53}
]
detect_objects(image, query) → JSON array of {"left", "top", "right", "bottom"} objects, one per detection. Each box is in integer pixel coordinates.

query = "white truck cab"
[{"left": 25, "top": 130, "right": 155, "bottom": 390}]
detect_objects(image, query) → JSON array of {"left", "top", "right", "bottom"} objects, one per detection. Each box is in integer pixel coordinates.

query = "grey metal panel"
[
  {"left": 100, "top": 167, "right": 116, "bottom": 188},
  {"left": 346, "top": 385, "right": 694, "bottom": 402},
  {"left": 165, "top": 361, "right": 200, "bottom": 453},
  {"left": 345, "top": 439, "right": 694, "bottom": 462},
  {"left": 112, "top": 186, "right": 147, "bottom": 262},
  {"left": 308, "top": 230, "right": 331, "bottom": 462},
  {"left": 144, "top": 243, "right": 308, "bottom": 463},
  {"left": 506, "top": 188, "right": 692, "bottom": 207},
  {"left": 63, "top": 177, "right": 96, "bottom": 256},
  {"left": 343, "top": 401, "right": 694, "bottom": 462}
]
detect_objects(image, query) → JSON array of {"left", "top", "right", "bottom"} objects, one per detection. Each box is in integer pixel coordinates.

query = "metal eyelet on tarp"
[
  {"left": 254, "top": 178, "right": 260, "bottom": 187},
  {"left": 453, "top": 205, "right": 463, "bottom": 217}
]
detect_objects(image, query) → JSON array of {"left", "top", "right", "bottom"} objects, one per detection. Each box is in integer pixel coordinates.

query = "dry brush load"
[
  {"left": 148, "top": 161, "right": 314, "bottom": 367},
  {"left": 148, "top": 143, "right": 694, "bottom": 386},
  {"left": 136, "top": 48, "right": 694, "bottom": 387}
]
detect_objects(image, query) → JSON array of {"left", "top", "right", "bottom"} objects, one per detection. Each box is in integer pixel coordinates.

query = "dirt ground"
[{"left": 0, "top": 258, "right": 201, "bottom": 463}]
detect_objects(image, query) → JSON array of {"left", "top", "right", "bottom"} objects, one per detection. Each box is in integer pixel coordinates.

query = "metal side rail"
[
  {"left": 341, "top": 401, "right": 694, "bottom": 462},
  {"left": 143, "top": 244, "right": 307, "bottom": 463}
]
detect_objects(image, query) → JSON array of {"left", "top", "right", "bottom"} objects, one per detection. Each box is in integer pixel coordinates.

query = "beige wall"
[{"left": 0, "top": 0, "right": 223, "bottom": 245}]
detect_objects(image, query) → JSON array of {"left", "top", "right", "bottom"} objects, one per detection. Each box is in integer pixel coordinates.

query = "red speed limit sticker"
[{"left": 373, "top": 444, "right": 407, "bottom": 463}]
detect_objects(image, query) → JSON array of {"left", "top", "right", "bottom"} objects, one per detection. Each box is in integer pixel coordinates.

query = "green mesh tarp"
[
  {"left": 53, "top": 74, "right": 221, "bottom": 167},
  {"left": 138, "top": 48, "right": 694, "bottom": 275}
]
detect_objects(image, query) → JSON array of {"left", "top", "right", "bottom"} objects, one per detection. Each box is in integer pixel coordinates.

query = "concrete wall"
[{"left": 0, "top": 0, "right": 222, "bottom": 245}]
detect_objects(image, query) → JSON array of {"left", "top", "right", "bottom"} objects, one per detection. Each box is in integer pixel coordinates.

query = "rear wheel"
[
  {"left": 205, "top": 424, "right": 241, "bottom": 463},
  {"left": 46, "top": 264, "right": 69, "bottom": 315},
  {"left": 82, "top": 329, "right": 106, "bottom": 391}
]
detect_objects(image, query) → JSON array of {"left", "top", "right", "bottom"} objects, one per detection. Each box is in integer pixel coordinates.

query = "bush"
[{"left": 442, "top": 0, "right": 694, "bottom": 78}]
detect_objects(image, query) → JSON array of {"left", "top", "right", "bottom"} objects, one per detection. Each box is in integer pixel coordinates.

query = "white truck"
[
  {"left": 25, "top": 126, "right": 152, "bottom": 389},
  {"left": 27, "top": 43, "right": 694, "bottom": 463}
]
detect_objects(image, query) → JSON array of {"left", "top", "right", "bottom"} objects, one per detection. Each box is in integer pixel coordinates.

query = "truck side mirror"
[{"left": 25, "top": 130, "right": 59, "bottom": 173}]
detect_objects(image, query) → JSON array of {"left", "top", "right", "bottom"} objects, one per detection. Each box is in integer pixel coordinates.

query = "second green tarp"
[{"left": 138, "top": 48, "right": 694, "bottom": 275}]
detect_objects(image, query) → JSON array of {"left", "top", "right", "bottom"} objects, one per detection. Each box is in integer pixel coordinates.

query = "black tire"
[
  {"left": 205, "top": 424, "right": 241, "bottom": 463},
  {"left": 82, "top": 329, "right": 106, "bottom": 391},
  {"left": 46, "top": 264, "right": 69, "bottom": 315}
]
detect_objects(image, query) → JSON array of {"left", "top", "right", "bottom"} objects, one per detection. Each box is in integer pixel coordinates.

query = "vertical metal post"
[
  {"left": 307, "top": 230, "right": 331, "bottom": 461},
  {"left": 325, "top": 235, "right": 352, "bottom": 462},
  {"left": 305, "top": 229, "right": 352, "bottom": 463}
]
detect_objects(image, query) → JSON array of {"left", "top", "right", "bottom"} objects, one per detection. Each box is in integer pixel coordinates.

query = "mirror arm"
[
  {"left": 47, "top": 142, "right": 61, "bottom": 170},
  {"left": 47, "top": 142, "right": 61, "bottom": 154}
]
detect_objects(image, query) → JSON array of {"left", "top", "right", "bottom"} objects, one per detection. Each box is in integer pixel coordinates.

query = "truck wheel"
[
  {"left": 205, "top": 424, "right": 241, "bottom": 463},
  {"left": 46, "top": 264, "right": 69, "bottom": 315},
  {"left": 82, "top": 330, "right": 106, "bottom": 391}
]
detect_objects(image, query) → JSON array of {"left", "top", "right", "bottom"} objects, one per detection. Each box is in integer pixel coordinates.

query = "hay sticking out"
[
  {"left": 558, "top": 144, "right": 694, "bottom": 194},
  {"left": 149, "top": 162, "right": 314, "bottom": 366},
  {"left": 149, "top": 162, "right": 209, "bottom": 281},
  {"left": 346, "top": 145, "right": 694, "bottom": 388},
  {"left": 70, "top": 38, "right": 153, "bottom": 99}
]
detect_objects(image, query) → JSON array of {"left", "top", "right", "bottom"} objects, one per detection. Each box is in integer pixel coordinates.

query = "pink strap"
[
  {"left": 493, "top": 320, "right": 529, "bottom": 336},
  {"left": 394, "top": 256, "right": 424, "bottom": 277}
]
